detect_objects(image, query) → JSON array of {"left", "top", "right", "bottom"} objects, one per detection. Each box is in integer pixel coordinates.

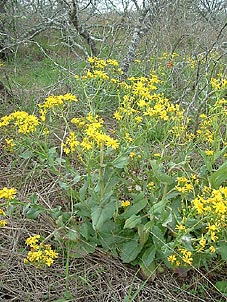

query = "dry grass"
[{"left": 1, "top": 212, "right": 227, "bottom": 302}]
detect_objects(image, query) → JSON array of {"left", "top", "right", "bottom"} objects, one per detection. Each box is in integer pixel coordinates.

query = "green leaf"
[
  {"left": 138, "top": 224, "right": 149, "bottom": 245},
  {"left": 215, "top": 281, "right": 227, "bottom": 295},
  {"left": 70, "top": 240, "right": 96, "bottom": 258},
  {"left": 121, "top": 236, "right": 143, "bottom": 263},
  {"left": 63, "top": 229, "right": 80, "bottom": 242},
  {"left": 210, "top": 162, "right": 227, "bottom": 189},
  {"left": 24, "top": 205, "right": 45, "bottom": 219},
  {"left": 124, "top": 214, "right": 142, "bottom": 229},
  {"left": 139, "top": 261, "right": 156, "bottom": 281},
  {"left": 219, "top": 242, "right": 227, "bottom": 260},
  {"left": 141, "top": 245, "right": 156, "bottom": 267},
  {"left": 156, "top": 172, "right": 173, "bottom": 184},
  {"left": 150, "top": 226, "right": 166, "bottom": 250},
  {"left": 91, "top": 202, "right": 115, "bottom": 230},
  {"left": 149, "top": 160, "right": 173, "bottom": 184},
  {"left": 121, "top": 193, "right": 147, "bottom": 219},
  {"left": 19, "top": 150, "right": 33, "bottom": 160},
  {"left": 111, "top": 155, "right": 129, "bottom": 169},
  {"left": 149, "top": 198, "right": 168, "bottom": 220}
]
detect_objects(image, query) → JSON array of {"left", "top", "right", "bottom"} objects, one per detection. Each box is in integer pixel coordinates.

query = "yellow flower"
[
  {"left": 129, "top": 151, "right": 136, "bottom": 158},
  {"left": 62, "top": 132, "right": 80, "bottom": 154},
  {"left": 0, "top": 187, "right": 17, "bottom": 199},
  {"left": 176, "top": 224, "right": 186, "bottom": 231},
  {"left": 0, "top": 209, "right": 6, "bottom": 216},
  {"left": 205, "top": 150, "right": 214, "bottom": 156},
  {"left": 25, "top": 234, "right": 41, "bottom": 247},
  {"left": 168, "top": 254, "right": 176, "bottom": 263},
  {"left": 180, "top": 249, "right": 193, "bottom": 265},
  {"left": 147, "top": 181, "right": 155, "bottom": 189},
  {"left": 154, "top": 153, "right": 161, "bottom": 157},
  {"left": 209, "top": 246, "right": 216, "bottom": 253},
  {"left": 45, "top": 257, "right": 54, "bottom": 266},
  {"left": 113, "top": 111, "right": 122, "bottom": 121},
  {"left": 199, "top": 235, "right": 206, "bottom": 249},
  {"left": 0, "top": 220, "right": 7, "bottom": 227},
  {"left": 121, "top": 200, "right": 131, "bottom": 207}
]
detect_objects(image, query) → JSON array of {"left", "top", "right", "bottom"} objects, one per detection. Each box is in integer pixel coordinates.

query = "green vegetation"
[{"left": 1, "top": 44, "right": 227, "bottom": 301}]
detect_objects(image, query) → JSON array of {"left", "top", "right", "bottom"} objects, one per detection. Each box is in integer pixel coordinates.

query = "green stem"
[{"left": 99, "top": 143, "right": 105, "bottom": 199}]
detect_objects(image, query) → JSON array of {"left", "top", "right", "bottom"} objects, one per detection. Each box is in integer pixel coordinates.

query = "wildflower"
[
  {"left": 154, "top": 153, "right": 161, "bottom": 157},
  {"left": 25, "top": 234, "right": 41, "bottom": 247},
  {"left": 180, "top": 249, "right": 193, "bottom": 265},
  {"left": 129, "top": 151, "right": 136, "bottom": 158},
  {"left": 205, "top": 150, "right": 214, "bottom": 156},
  {"left": 0, "top": 187, "right": 17, "bottom": 199},
  {"left": 0, "top": 209, "right": 6, "bottom": 216},
  {"left": 209, "top": 246, "right": 216, "bottom": 253},
  {"left": 4, "top": 138, "right": 15, "bottom": 151},
  {"left": 24, "top": 235, "right": 58, "bottom": 268},
  {"left": 0, "top": 220, "right": 7, "bottom": 227},
  {"left": 192, "top": 197, "right": 204, "bottom": 214},
  {"left": 168, "top": 254, "right": 176, "bottom": 263},
  {"left": 176, "top": 224, "right": 186, "bottom": 231},
  {"left": 147, "top": 182, "right": 155, "bottom": 189},
  {"left": 199, "top": 235, "right": 206, "bottom": 250},
  {"left": 121, "top": 200, "right": 131, "bottom": 207},
  {"left": 0, "top": 111, "right": 39, "bottom": 134},
  {"left": 62, "top": 132, "right": 80, "bottom": 154}
]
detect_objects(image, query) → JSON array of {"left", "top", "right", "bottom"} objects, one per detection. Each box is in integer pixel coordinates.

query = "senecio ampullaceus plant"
[
  {"left": 0, "top": 187, "right": 58, "bottom": 268},
  {"left": 1, "top": 54, "right": 227, "bottom": 275}
]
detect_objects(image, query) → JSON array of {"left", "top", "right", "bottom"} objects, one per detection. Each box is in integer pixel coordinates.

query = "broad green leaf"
[
  {"left": 124, "top": 214, "right": 142, "bottom": 229},
  {"left": 91, "top": 202, "right": 115, "bottom": 230},
  {"left": 19, "top": 150, "right": 33, "bottom": 160},
  {"left": 63, "top": 229, "right": 80, "bottom": 242},
  {"left": 138, "top": 224, "right": 149, "bottom": 245},
  {"left": 149, "top": 198, "right": 168, "bottom": 220},
  {"left": 214, "top": 146, "right": 227, "bottom": 161},
  {"left": 111, "top": 155, "right": 129, "bottom": 169},
  {"left": 209, "top": 162, "right": 227, "bottom": 189},
  {"left": 219, "top": 242, "right": 227, "bottom": 260},
  {"left": 80, "top": 222, "right": 94, "bottom": 240},
  {"left": 141, "top": 245, "right": 156, "bottom": 267},
  {"left": 150, "top": 226, "right": 166, "bottom": 250},
  {"left": 70, "top": 240, "right": 96, "bottom": 258},
  {"left": 139, "top": 261, "right": 156, "bottom": 281},
  {"left": 215, "top": 281, "right": 227, "bottom": 295},
  {"left": 161, "top": 211, "right": 173, "bottom": 227},
  {"left": 121, "top": 193, "right": 147, "bottom": 219},
  {"left": 121, "top": 236, "right": 143, "bottom": 263},
  {"left": 149, "top": 160, "right": 173, "bottom": 184},
  {"left": 24, "top": 205, "right": 45, "bottom": 219},
  {"left": 156, "top": 172, "right": 173, "bottom": 184}
]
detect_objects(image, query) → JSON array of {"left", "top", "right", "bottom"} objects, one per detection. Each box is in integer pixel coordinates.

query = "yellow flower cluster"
[
  {"left": 0, "top": 188, "right": 14, "bottom": 227},
  {"left": 62, "top": 113, "right": 119, "bottom": 154},
  {"left": 114, "top": 92, "right": 183, "bottom": 125},
  {"left": 38, "top": 93, "right": 78, "bottom": 121},
  {"left": 82, "top": 57, "right": 121, "bottom": 81},
  {"left": 0, "top": 208, "right": 7, "bottom": 227},
  {"left": 175, "top": 177, "right": 193, "bottom": 193},
  {"left": 196, "top": 114, "right": 215, "bottom": 143},
  {"left": 211, "top": 77, "right": 227, "bottom": 91},
  {"left": 192, "top": 186, "right": 227, "bottom": 218},
  {"left": 87, "top": 57, "right": 119, "bottom": 68},
  {"left": 0, "top": 187, "right": 17, "bottom": 199},
  {"left": 0, "top": 111, "right": 39, "bottom": 134},
  {"left": 168, "top": 248, "right": 193, "bottom": 266},
  {"left": 24, "top": 234, "right": 58, "bottom": 267}
]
